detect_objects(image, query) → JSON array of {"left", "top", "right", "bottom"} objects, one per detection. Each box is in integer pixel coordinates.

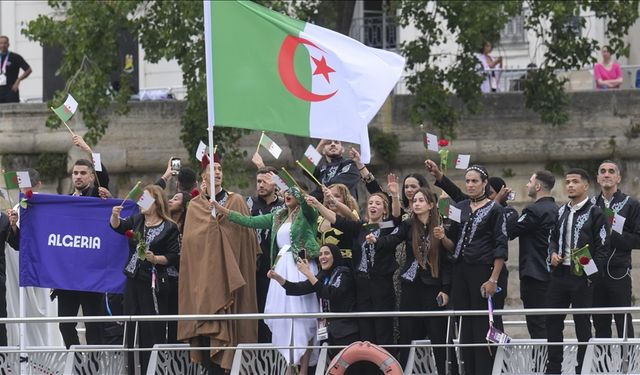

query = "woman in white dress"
[{"left": 217, "top": 184, "right": 321, "bottom": 375}]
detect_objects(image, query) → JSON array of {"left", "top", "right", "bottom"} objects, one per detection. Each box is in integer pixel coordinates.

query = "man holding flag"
[
  {"left": 592, "top": 160, "right": 640, "bottom": 339},
  {"left": 545, "top": 168, "right": 611, "bottom": 374},
  {"left": 178, "top": 154, "right": 259, "bottom": 372},
  {"left": 311, "top": 140, "right": 360, "bottom": 201}
]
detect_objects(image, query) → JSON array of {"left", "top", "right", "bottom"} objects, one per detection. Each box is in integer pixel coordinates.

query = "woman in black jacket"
[
  {"left": 307, "top": 191, "right": 398, "bottom": 349},
  {"left": 110, "top": 185, "right": 181, "bottom": 375},
  {"left": 268, "top": 243, "right": 359, "bottom": 353},
  {"left": 367, "top": 188, "right": 452, "bottom": 374},
  {"left": 440, "top": 165, "right": 508, "bottom": 375}
]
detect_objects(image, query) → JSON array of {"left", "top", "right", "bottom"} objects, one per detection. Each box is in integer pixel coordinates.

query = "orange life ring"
[{"left": 325, "top": 341, "right": 403, "bottom": 375}]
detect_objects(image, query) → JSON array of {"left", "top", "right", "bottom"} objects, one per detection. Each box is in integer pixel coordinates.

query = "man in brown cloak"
[{"left": 178, "top": 155, "right": 259, "bottom": 371}]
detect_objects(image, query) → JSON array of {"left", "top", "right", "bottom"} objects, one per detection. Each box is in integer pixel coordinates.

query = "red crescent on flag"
[{"left": 278, "top": 35, "right": 337, "bottom": 102}]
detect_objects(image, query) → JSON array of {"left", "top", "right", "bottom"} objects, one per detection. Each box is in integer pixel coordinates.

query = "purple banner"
[{"left": 19, "top": 193, "right": 138, "bottom": 293}]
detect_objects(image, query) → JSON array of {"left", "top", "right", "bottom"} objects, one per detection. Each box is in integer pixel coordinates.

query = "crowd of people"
[{"left": 1, "top": 134, "right": 639, "bottom": 375}]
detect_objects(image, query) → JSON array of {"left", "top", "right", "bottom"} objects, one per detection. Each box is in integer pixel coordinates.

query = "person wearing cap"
[
  {"left": 268, "top": 243, "right": 359, "bottom": 358},
  {"left": 178, "top": 152, "right": 260, "bottom": 373},
  {"left": 438, "top": 165, "right": 508, "bottom": 375}
]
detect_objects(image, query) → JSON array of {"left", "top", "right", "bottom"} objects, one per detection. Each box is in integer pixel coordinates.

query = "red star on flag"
[{"left": 311, "top": 55, "right": 336, "bottom": 83}]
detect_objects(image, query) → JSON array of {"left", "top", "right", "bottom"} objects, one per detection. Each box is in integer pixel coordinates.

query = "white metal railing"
[
  {"left": 1, "top": 307, "right": 638, "bottom": 375},
  {"left": 394, "top": 64, "right": 640, "bottom": 95}
]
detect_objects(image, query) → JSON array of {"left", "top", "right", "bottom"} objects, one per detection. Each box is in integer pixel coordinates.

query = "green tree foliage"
[
  {"left": 23, "top": 0, "right": 321, "bottom": 165},
  {"left": 398, "top": 0, "right": 639, "bottom": 138},
  {"left": 24, "top": 1, "right": 138, "bottom": 146}
]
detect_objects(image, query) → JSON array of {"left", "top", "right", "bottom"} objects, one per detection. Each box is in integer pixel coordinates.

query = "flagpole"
[
  {"left": 256, "top": 131, "right": 264, "bottom": 155},
  {"left": 49, "top": 107, "right": 76, "bottom": 136},
  {"left": 295, "top": 160, "right": 323, "bottom": 188},
  {"left": 19, "top": 286, "right": 25, "bottom": 355},
  {"left": 121, "top": 181, "right": 141, "bottom": 206},
  {"left": 204, "top": 0, "right": 217, "bottom": 217}
]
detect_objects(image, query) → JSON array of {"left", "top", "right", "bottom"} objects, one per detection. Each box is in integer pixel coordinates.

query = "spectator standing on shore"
[
  {"left": 0, "top": 35, "right": 32, "bottom": 103},
  {"left": 595, "top": 45, "right": 623, "bottom": 89}
]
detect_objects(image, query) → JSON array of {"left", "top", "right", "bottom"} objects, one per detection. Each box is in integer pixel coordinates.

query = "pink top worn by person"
[{"left": 594, "top": 45, "right": 623, "bottom": 89}]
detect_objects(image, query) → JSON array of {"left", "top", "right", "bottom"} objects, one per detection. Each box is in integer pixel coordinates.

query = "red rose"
[
  {"left": 191, "top": 188, "right": 200, "bottom": 198},
  {"left": 438, "top": 139, "right": 449, "bottom": 147},
  {"left": 579, "top": 256, "right": 590, "bottom": 265},
  {"left": 25, "top": 190, "right": 33, "bottom": 199},
  {"left": 125, "top": 230, "right": 135, "bottom": 239}
]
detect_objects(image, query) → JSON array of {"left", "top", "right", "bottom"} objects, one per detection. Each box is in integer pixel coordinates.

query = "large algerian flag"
[{"left": 204, "top": 0, "right": 405, "bottom": 163}]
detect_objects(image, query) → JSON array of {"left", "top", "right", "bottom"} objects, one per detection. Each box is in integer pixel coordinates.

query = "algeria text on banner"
[{"left": 20, "top": 194, "right": 138, "bottom": 293}]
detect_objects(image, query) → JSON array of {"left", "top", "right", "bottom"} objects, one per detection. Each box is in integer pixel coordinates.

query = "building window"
[
  {"left": 350, "top": 0, "right": 397, "bottom": 50},
  {"left": 500, "top": 15, "right": 527, "bottom": 45}
]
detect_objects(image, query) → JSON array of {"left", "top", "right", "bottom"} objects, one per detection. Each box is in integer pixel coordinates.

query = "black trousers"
[
  {"left": 398, "top": 280, "right": 448, "bottom": 375},
  {"left": 124, "top": 277, "right": 167, "bottom": 375},
  {"left": 355, "top": 275, "right": 395, "bottom": 347},
  {"left": 592, "top": 267, "right": 634, "bottom": 339},
  {"left": 452, "top": 262, "right": 495, "bottom": 375},
  {"left": 0, "top": 89, "right": 19, "bottom": 103},
  {"left": 545, "top": 266, "right": 593, "bottom": 374},
  {"left": 159, "top": 276, "right": 179, "bottom": 343},
  {"left": 57, "top": 289, "right": 104, "bottom": 348},
  {"left": 520, "top": 276, "right": 549, "bottom": 339},
  {"left": 0, "top": 279, "right": 7, "bottom": 346}
]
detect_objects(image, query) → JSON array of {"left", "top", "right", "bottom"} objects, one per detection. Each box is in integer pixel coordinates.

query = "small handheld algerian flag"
[
  {"left": 604, "top": 207, "right": 615, "bottom": 225},
  {"left": 52, "top": 94, "right": 78, "bottom": 122},
  {"left": 438, "top": 199, "right": 461, "bottom": 223},
  {"left": 137, "top": 190, "right": 156, "bottom": 210},
  {"left": 271, "top": 173, "right": 290, "bottom": 192},
  {"left": 195, "top": 141, "right": 208, "bottom": 162},
  {"left": 363, "top": 220, "right": 395, "bottom": 231},
  {"left": 16, "top": 171, "right": 31, "bottom": 188},
  {"left": 299, "top": 145, "right": 322, "bottom": 174},
  {"left": 126, "top": 182, "right": 144, "bottom": 202},
  {"left": 612, "top": 213, "right": 626, "bottom": 235},
  {"left": 423, "top": 133, "right": 439, "bottom": 152},
  {"left": 3, "top": 172, "right": 19, "bottom": 190},
  {"left": 259, "top": 133, "right": 282, "bottom": 159},
  {"left": 454, "top": 154, "right": 471, "bottom": 169},
  {"left": 280, "top": 168, "right": 301, "bottom": 190},
  {"left": 570, "top": 244, "right": 597, "bottom": 276},
  {"left": 92, "top": 153, "right": 103, "bottom": 172}
]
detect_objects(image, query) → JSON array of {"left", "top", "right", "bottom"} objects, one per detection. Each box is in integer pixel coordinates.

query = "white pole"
[
  {"left": 203, "top": 0, "right": 217, "bottom": 216},
  {"left": 19, "top": 287, "right": 25, "bottom": 353}
]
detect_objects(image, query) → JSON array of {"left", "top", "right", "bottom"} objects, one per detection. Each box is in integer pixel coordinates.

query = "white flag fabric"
[
  {"left": 195, "top": 141, "right": 207, "bottom": 162},
  {"left": 425, "top": 133, "right": 439, "bottom": 152},
  {"left": 448, "top": 206, "right": 462, "bottom": 223},
  {"left": 92, "top": 153, "right": 102, "bottom": 172},
  {"left": 16, "top": 171, "right": 31, "bottom": 188},
  {"left": 137, "top": 190, "right": 156, "bottom": 210},
  {"left": 455, "top": 154, "right": 471, "bottom": 169},
  {"left": 612, "top": 213, "right": 626, "bottom": 235}
]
